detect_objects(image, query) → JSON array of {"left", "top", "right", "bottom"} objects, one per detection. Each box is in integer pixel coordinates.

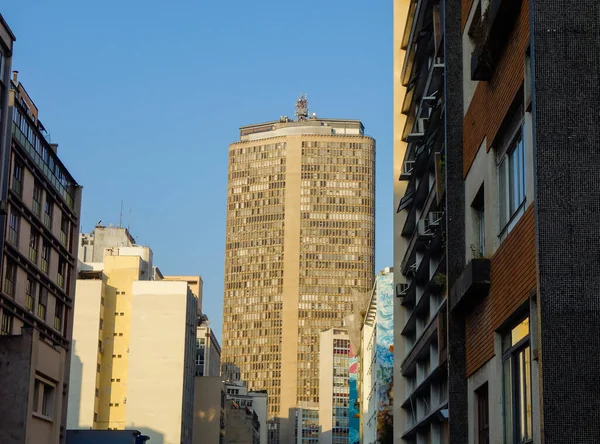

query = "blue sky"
[{"left": 2, "top": 1, "right": 393, "bottom": 340}]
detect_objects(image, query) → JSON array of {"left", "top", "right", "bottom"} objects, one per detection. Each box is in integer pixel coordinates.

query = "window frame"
[
  {"left": 476, "top": 383, "right": 490, "bottom": 444},
  {"left": 29, "top": 228, "right": 39, "bottom": 263},
  {"left": 12, "top": 161, "right": 23, "bottom": 197},
  {"left": 1, "top": 311, "right": 13, "bottom": 335},
  {"left": 498, "top": 123, "right": 526, "bottom": 239},
  {"left": 32, "top": 181, "right": 42, "bottom": 217},
  {"left": 26, "top": 277, "right": 36, "bottom": 312},
  {"left": 502, "top": 317, "right": 533, "bottom": 444},
  {"left": 8, "top": 210, "right": 20, "bottom": 246}
]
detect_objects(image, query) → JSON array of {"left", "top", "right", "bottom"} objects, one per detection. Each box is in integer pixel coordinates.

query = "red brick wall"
[
  {"left": 465, "top": 205, "right": 537, "bottom": 376},
  {"left": 463, "top": 0, "right": 530, "bottom": 178}
]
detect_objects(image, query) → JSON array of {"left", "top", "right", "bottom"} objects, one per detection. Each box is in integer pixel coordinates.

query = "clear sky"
[{"left": 2, "top": 1, "right": 393, "bottom": 340}]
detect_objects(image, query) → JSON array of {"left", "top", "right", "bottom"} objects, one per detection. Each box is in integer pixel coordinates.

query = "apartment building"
[
  {"left": 395, "top": 0, "right": 600, "bottom": 443},
  {"left": 0, "top": 34, "right": 83, "bottom": 444},
  {"left": 68, "top": 227, "right": 198, "bottom": 444},
  {"left": 222, "top": 96, "right": 375, "bottom": 443},
  {"left": 393, "top": 0, "right": 449, "bottom": 441},
  {"left": 360, "top": 269, "right": 394, "bottom": 444},
  {"left": 196, "top": 317, "right": 221, "bottom": 377}
]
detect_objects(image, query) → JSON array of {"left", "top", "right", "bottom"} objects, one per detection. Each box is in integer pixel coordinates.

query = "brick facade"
[
  {"left": 462, "top": 0, "right": 530, "bottom": 178},
  {"left": 465, "top": 205, "right": 536, "bottom": 376}
]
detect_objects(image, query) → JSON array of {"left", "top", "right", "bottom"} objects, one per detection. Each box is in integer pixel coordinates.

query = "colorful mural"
[
  {"left": 376, "top": 273, "right": 394, "bottom": 442},
  {"left": 348, "top": 345, "right": 360, "bottom": 444}
]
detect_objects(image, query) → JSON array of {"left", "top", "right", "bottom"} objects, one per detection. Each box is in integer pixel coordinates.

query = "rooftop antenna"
[
  {"left": 119, "top": 200, "right": 123, "bottom": 228},
  {"left": 128, "top": 208, "right": 132, "bottom": 232},
  {"left": 295, "top": 94, "right": 309, "bottom": 120}
]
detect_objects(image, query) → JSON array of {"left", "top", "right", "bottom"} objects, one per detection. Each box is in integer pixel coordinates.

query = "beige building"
[
  {"left": 221, "top": 97, "right": 375, "bottom": 443},
  {"left": 193, "top": 376, "right": 226, "bottom": 443},
  {"left": 68, "top": 226, "right": 198, "bottom": 444},
  {"left": 0, "top": 31, "right": 83, "bottom": 444}
]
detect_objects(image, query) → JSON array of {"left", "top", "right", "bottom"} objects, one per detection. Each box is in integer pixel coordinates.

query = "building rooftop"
[{"left": 236, "top": 95, "right": 367, "bottom": 142}]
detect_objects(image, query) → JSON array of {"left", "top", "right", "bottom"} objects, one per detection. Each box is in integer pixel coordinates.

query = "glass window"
[
  {"left": 41, "top": 242, "right": 50, "bottom": 274},
  {"left": 26, "top": 277, "right": 36, "bottom": 312},
  {"left": 477, "top": 384, "right": 490, "bottom": 444},
  {"left": 1, "top": 311, "right": 13, "bottom": 335},
  {"left": 503, "top": 317, "right": 533, "bottom": 444},
  {"left": 29, "top": 229, "right": 39, "bottom": 263},
  {"left": 38, "top": 287, "right": 47, "bottom": 320},
  {"left": 499, "top": 125, "right": 526, "bottom": 236},
  {"left": 12, "top": 162, "right": 23, "bottom": 197},
  {"left": 44, "top": 197, "right": 53, "bottom": 229},
  {"left": 4, "top": 260, "right": 16, "bottom": 296},
  {"left": 32, "top": 182, "right": 42, "bottom": 216},
  {"left": 7, "top": 210, "right": 19, "bottom": 246}
]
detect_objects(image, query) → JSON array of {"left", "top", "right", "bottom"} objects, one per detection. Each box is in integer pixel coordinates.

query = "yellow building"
[
  {"left": 221, "top": 98, "right": 375, "bottom": 443},
  {"left": 68, "top": 226, "right": 198, "bottom": 444}
]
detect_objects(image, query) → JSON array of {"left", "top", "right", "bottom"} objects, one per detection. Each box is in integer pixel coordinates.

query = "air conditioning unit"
[{"left": 396, "top": 283, "right": 409, "bottom": 298}]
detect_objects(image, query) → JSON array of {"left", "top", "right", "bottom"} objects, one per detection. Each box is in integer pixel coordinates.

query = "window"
[
  {"left": 12, "top": 162, "right": 23, "bottom": 197},
  {"left": 38, "top": 287, "right": 48, "bottom": 320},
  {"left": 498, "top": 124, "right": 526, "bottom": 236},
  {"left": 8, "top": 210, "right": 19, "bottom": 246},
  {"left": 4, "top": 260, "right": 16, "bottom": 296},
  {"left": 54, "top": 300, "right": 64, "bottom": 331},
  {"left": 60, "top": 214, "right": 68, "bottom": 246},
  {"left": 476, "top": 383, "right": 490, "bottom": 444},
  {"left": 32, "top": 182, "right": 42, "bottom": 216},
  {"left": 1, "top": 311, "right": 12, "bottom": 335},
  {"left": 33, "top": 378, "right": 55, "bottom": 418},
  {"left": 41, "top": 242, "right": 50, "bottom": 274},
  {"left": 29, "top": 229, "right": 39, "bottom": 263},
  {"left": 57, "top": 258, "right": 66, "bottom": 288},
  {"left": 503, "top": 317, "right": 533, "bottom": 444},
  {"left": 43, "top": 197, "right": 53, "bottom": 229},
  {"left": 26, "top": 277, "right": 36, "bottom": 312}
]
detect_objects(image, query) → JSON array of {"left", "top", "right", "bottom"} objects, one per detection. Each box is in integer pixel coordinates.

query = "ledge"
[{"left": 449, "top": 258, "right": 491, "bottom": 313}]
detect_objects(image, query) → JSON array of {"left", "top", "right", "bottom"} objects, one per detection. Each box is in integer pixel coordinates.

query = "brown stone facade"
[
  {"left": 463, "top": 0, "right": 530, "bottom": 178},
  {"left": 465, "top": 205, "right": 537, "bottom": 376}
]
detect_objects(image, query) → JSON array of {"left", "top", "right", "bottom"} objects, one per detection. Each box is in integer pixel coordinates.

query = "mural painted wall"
[
  {"left": 348, "top": 345, "right": 359, "bottom": 444},
  {"left": 376, "top": 273, "right": 394, "bottom": 442}
]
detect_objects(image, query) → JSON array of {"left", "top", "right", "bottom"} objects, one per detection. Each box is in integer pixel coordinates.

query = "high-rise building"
[
  {"left": 195, "top": 317, "right": 221, "bottom": 377},
  {"left": 68, "top": 226, "right": 197, "bottom": 444},
  {"left": 393, "top": 0, "right": 449, "bottom": 442},
  {"left": 221, "top": 97, "right": 376, "bottom": 443},
  {"left": 318, "top": 328, "right": 351, "bottom": 444},
  {"left": 0, "top": 59, "right": 83, "bottom": 442},
  {"left": 395, "top": 1, "right": 600, "bottom": 443}
]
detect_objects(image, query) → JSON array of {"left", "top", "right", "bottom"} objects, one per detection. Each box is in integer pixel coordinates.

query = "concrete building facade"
[
  {"left": 68, "top": 227, "right": 197, "bottom": 444},
  {"left": 394, "top": 0, "right": 449, "bottom": 442},
  {"left": 221, "top": 98, "right": 375, "bottom": 443},
  {"left": 0, "top": 24, "right": 83, "bottom": 443},
  {"left": 196, "top": 320, "right": 221, "bottom": 377},
  {"left": 318, "top": 328, "right": 351, "bottom": 444}
]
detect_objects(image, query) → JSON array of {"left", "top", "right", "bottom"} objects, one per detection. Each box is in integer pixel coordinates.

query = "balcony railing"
[{"left": 57, "top": 273, "right": 65, "bottom": 289}]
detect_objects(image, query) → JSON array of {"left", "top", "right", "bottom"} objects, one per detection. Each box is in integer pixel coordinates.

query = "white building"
[
  {"left": 224, "top": 380, "right": 268, "bottom": 444},
  {"left": 319, "top": 328, "right": 351, "bottom": 444},
  {"left": 196, "top": 320, "right": 221, "bottom": 377}
]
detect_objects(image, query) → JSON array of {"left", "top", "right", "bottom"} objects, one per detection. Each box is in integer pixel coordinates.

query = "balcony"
[
  {"left": 470, "top": 0, "right": 524, "bottom": 81},
  {"left": 449, "top": 258, "right": 491, "bottom": 313}
]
